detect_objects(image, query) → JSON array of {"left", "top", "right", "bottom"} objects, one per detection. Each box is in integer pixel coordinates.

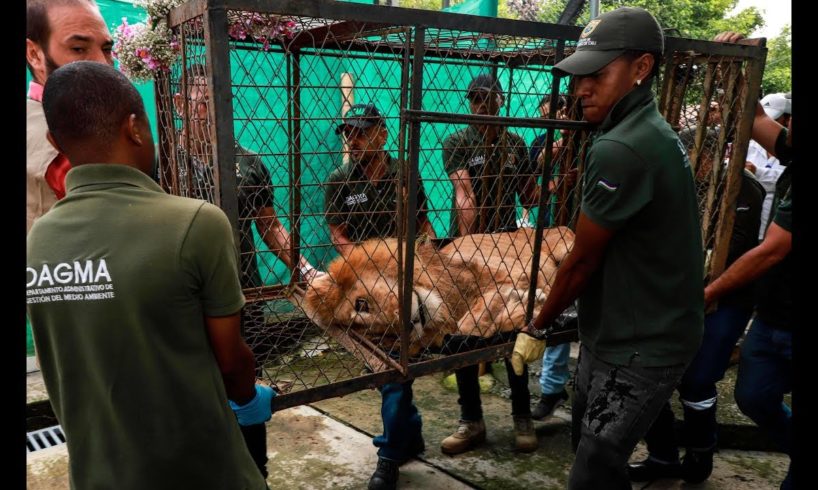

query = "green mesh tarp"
[{"left": 228, "top": 36, "right": 569, "bottom": 285}]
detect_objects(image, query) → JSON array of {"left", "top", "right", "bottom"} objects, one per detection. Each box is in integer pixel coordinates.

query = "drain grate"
[{"left": 26, "top": 425, "right": 65, "bottom": 453}]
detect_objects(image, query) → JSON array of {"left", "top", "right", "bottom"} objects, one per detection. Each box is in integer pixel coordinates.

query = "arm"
[
  {"left": 518, "top": 139, "right": 540, "bottom": 210},
  {"left": 205, "top": 313, "right": 256, "bottom": 404},
  {"left": 329, "top": 222, "right": 355, "bottom": 257},
  {"left": 450, "top": 169, "right": 478, "bottom": 236},
  {"left": 256, "top": 206, "right": 315, "bottom": 274},
  {"left": 419, "top": 216, "right": 436, "bottom": 238},
  {"left": 751, "top": 102, "right": 786, "bottom": 157},
  {"left": 526, "top": 212, "right": 614, "bottom": 332},
  {"left": 712, "top": 31, "right": 787, "bottom": 157},
  {"left": 256, "top": 206, "right": 294, "bottom": 270},
  {"left": 704, "top": 221, "right": 791, "bottom": 305}
]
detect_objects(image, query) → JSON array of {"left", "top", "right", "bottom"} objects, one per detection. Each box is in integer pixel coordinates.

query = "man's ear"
[
  {"left": 26, "top": 39, "right": 46, "bottom": 84},
  {"left": 45, "top": 131, "right": 63, "bottom": 154},
  {"left": 126, "top": 114, "right": 145, "bottom": 146},
  {"left": 634, "top": 53, "right": 654, "bottom": 82}
]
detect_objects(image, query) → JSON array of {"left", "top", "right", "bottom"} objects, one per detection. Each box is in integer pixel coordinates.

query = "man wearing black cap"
[
  {"left": 514, "top": 7, "right": 704, "bottom": 488},
  {"left": 440, "top": 72, "right": 541, "bottom": 455},
  {"left": 326, "top": 103, "right": 435, "bottom": 253},
  {"left": 324, "top": 103, "right": 435, "bottom": 490}
]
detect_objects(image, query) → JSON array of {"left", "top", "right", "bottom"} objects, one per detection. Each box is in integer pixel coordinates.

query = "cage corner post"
[{"left": 203, "top": 1, "right": 240, "bottom": 246}]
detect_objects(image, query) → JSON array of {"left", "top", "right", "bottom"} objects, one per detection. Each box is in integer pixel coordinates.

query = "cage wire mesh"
[{"left": 157, "top": 0, "right": 765, "bottom": 409}]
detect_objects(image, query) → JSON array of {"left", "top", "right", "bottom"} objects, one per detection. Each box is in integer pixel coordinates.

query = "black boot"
[
  {"left": 628, "top": 457, "right": 683, "bottom": 482},
  {"left": 532, "top": 390, "right": 569, "bottom": 420},
  {"left": 368, "top": 457, "right": 399, "bottom": 490},
  {"left": 682, "top": 449, "right": 714, "bottom": 484}
]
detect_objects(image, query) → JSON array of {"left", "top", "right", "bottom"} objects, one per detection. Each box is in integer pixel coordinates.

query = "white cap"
[{"left": 761, "top": 92, "right": 792, "bottom": 120}]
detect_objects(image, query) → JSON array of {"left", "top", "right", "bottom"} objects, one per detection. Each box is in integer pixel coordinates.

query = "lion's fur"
[{"left": 299, "top": 227, "right": 575, "bottom": 356}]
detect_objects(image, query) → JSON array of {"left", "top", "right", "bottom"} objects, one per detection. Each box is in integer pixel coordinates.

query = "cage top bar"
[{"left": 171, "top": 0, "right": 582, "bottom": 39}]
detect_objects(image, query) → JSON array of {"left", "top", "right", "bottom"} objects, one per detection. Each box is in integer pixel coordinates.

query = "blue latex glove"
[{"left": 229, "top": 384, "right": 276, "bottom": 426}]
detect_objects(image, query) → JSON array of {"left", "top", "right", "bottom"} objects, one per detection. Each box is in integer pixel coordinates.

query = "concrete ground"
[{"left": 26, "top": 344, "right": 790, "bottom": 489}]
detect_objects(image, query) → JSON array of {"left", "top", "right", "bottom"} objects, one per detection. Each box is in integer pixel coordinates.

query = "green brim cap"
[
  {"left": 553, "top": 49, "right": 624, "bottom": 76},
  {"left": 554, "top": 7, "right": 663, "bottom": 77}
]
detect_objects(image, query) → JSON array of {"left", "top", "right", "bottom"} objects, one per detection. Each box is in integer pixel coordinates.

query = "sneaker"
[
  {"left": 440, "top": 419, "right": 486, "bottom": 455},
  {"left": 532, "top": 390, "right": 569, "bottom": 420},
  {"left": 681, "top": 449, "right": 714, "bottom": 484},
  {"left": 628, "top": 457, "right": 683, "bottom": 482},
  {"left": 513, "top": 415, "right": 538, "bottom": 452},
  {"left": 368, "top": 457, "right": 399, "bottom": 490}
]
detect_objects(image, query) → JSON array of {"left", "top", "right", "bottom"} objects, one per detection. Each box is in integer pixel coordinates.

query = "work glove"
[
  {"left": 229, "top": 384, "right": 276, "bottom": 426},
  {"left": 510, "top": 332, "right": 546, "bottom": 376},
  {"left": 510, "top": 303, "right": 579, "bottom": 376}
]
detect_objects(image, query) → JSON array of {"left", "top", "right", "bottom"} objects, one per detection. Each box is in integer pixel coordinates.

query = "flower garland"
[{"left": 113, "top": 0, "right": 297, "bottom": 82}]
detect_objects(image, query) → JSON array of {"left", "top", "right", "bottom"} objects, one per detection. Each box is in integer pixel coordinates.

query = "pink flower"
[{"left": 144, "top": 56, "right": 159, "bottom": 70}]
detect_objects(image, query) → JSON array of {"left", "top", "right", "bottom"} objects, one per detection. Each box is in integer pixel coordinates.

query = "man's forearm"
[
  {"left": 457, "top": 208, "right": 476, "bottom": 236},
  {"left": 705, "top": 243, "right": 786, "bottom": 304},
  {"left": 329, "top": 224, "right": 355, "bottom": 256},
  {"left": 221, "top": 342, "right": 257, "bottom": 404},
  {"left": 261, "top": 225, "right": 294, "bottom": 270},
  {"left": 529, "top": 254, "right": 596, "bottom": 332}
]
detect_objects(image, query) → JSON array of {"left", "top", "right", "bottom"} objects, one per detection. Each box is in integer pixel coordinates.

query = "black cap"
[
  {"left": 335, "top": 103, "right": 384, "bottom": 135},
  {"left": 554, "top": 7, "right": 664, "bottom": 77},
  {"left": 466, "top": 73, "right": 504, "bottom": 99}
]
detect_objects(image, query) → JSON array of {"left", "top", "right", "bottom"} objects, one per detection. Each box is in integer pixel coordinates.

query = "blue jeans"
[
  {"left": 540, "top": 343, "right": 571, "bottom": 395},
  {"left": 734, "top": 317, "right": 792, "bottom": 488},
  {"left": 644, "top": 305, "right": 752, "bottom": 460},
  {"left": 373, "top": 380, "right": 423, "bottom": 462}
]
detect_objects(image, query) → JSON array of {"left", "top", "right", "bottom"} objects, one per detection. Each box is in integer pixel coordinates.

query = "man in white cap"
[{"left": 746, "top": 92, "right": 792, "bottom": 240}]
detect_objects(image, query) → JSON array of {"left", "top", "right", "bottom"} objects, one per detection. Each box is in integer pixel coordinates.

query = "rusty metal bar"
[
  {"left": 204, "top": 5, "right": 240, "bottom": 243},
  {"left": 708, "top": 53, "right": 767, "bottom": 286},
  {"left": 689, "top": 61, "right": 718, "bottom": 177},
  {"left": 404, "top": 110, "right": 588, "bottom": 130},
  {"left": 153, "top": 71, "right": 174, "bottom": 193},
  {"left": 168, "top": 0, "right": 207, "bottom": 27},
  {"left": 399, "top": 25, "right": 426, "bottom": 375},
  {"left": 287, "top": 20, "right": 393, "bottom": 50},
  {"left": 658, "top": 55, "right": 677, "bottom": 119},
  {"left": 667, "top": 56, "right": 692, "bottom": 130},
  {"left": 191, "top": 0, "right": 582, "bottom": 40},
  {"left": 286, "top": 51, "right": 304, "bottom": 285},
  {"left": 526, "top": 41, "right": 565, "bottom": 325},
  {"left": 702, "top": 61, "right": 740, "bottom": 246},
  {"left": 347, "top": 330, "right": 404, "bottom": 372}
]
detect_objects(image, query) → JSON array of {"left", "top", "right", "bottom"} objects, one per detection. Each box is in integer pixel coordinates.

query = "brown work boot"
[
  {"left": 440, "top": 419, "right": 486, "bottom": 455},
  {"left": 513, "top": 415, "right": 538, "bottom": 452}
]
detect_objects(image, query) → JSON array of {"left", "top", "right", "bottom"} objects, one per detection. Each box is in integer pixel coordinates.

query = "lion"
[{"left": 294, "top": 227, "right": 575, "bottom": 358}]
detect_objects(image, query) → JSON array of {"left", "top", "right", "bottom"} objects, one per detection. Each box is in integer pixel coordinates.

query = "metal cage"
[{"left": 155, "top": 0, "right": 766, "bottom": 410}]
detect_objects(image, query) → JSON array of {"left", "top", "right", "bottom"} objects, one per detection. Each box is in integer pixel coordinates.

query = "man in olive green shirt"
[
  {"left": 440, "top": 73, "right": 541, "bottom": 456},
  {"left": 521, "top": 8, "right": 703, "bottom": 489},
  {"left": 27, "top": 62, "right": 271, "bottom": 490},
  {"left": 324, "top": 103, "right": 434, "bottom": 490}
]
